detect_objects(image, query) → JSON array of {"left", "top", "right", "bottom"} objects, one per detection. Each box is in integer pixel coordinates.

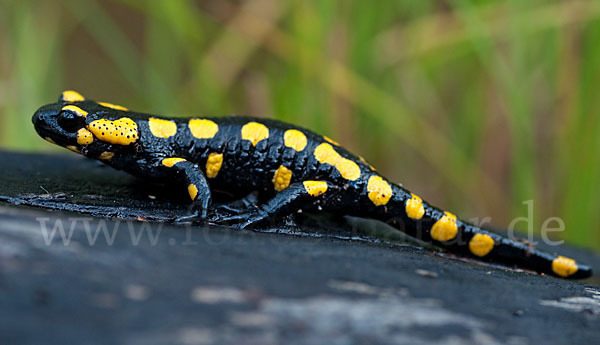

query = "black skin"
[{"left": 31, "top": 92, "right": 593, "bottom": 279}]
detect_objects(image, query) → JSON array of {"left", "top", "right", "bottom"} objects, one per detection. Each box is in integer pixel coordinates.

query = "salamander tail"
[
  {"left": 470, "top": 228, "right": 593, "bottom": 279},
  {"left": 383, "top": 186, "right": 592, "bottom": 279},
  {"left": 430, "top": 221, "right": 593, "bottom": 279}
]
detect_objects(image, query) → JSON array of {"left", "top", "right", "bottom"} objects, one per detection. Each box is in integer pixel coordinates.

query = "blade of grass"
[
  {"left": 451, "top": 0, "right": 537, "bottom": 228},
  {"left": 65, "top": 0, "right": 146, "bottom": 98},
  {"left": 2, "top": 0, "right": 63, "bottom": 151},
  {"left": 142, "top": 1, "right": 181, "bottom": 113},
  {"left": 560, "top": 19, "right": 600, "bottom": 248}
]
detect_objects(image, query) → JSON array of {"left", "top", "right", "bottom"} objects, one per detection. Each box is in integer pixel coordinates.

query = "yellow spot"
[
  {"left": 188, "top": 184, "right": 198, "bottom": 201},
  {"left": 162, "top": 157, "right": 186, "bottom": 167},
  {"left": 98, "top": 102, "right": 128, "bottom": 111},
  {"left": 468, "top": 233, "right": 495, "bottom": 257},
  {"left": 62, "top": 105, "right": 88, "bottom": 117},
  {"left": 205, "top": 153, "right": 223, "bottom": 178},
  {"left": 44, "top": 137, "right": 56, "bottom": 145},
  {"left": 241, "top": 122, "right": 269, "bottom": 146},
  {"left": 366, "top": 175, "right": 392, "bottom": 206},
  {"left": 61, "top": 90, "right": 85, "bottom": 102},
  {"left": 88, "top": 117, "right": 139, "bottom": 145},
  {"left": 431, "top": 211, "right": 458, "bottom": 242},
  {"left": 66, "top": 145, "right": 80, "bottom": 153},
  {"left": 405, "top": 193, "right": 425, "bottom": 220},
  {"left": 98, "top": 152, "right": 115, "bottom": 160},
  {"left": 272, "top": 165, "right": 293, "bottom": 191},
  {"left": 324, "top": 136, "right": 339, "bottom": 145},
  {"left": 189, "top": 119, "right": 219, "bottom": 139},
  {"left": 284, "top": 129, "right": 307, "bottom": 151},
  {"left": 76, "top": 128, "right": 94, "bottom": 145},
  {"left": 552, "top": 256, "right": 579, "bottom": 277},
  {"left": 148, "top": 117, "right": 178, "bottom": 138},
  {"left": 313, "top": 143, "right": 361, "bottom": 181},
  {"left": 303, "top": 181, "right": 328, "bottom": 197}
]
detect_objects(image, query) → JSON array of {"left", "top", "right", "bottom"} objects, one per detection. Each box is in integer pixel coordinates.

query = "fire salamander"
[{"left": 32, "top": 90, "right": 592, "bottom": 279}]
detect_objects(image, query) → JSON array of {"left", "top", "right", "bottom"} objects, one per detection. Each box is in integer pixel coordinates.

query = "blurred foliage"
[{"left": 0, "top": 0, "right": 599, "bottom": 249}]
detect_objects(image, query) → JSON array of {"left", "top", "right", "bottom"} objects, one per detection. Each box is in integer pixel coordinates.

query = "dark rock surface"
[{"left": 1, "top": 150, "right": 599, "bottom": 345}]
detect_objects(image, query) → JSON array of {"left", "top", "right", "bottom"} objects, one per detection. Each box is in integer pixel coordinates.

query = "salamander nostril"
[{"left": 32, "top": 111, "right": 44, "bottom": 125}]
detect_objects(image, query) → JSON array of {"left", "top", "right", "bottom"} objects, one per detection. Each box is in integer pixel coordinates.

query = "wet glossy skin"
[{"left": 32, "top": 91, "right": 592, "bottom": 279}]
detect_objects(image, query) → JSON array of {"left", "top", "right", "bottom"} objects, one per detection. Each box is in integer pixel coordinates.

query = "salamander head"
[{"left": 32, "top": 90, "right": 139, "bottom": 159}]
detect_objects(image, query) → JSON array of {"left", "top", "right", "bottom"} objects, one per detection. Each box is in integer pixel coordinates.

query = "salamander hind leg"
[
  {"left": 205, "top": 193, "right": 260, "bottom": 223},
  {"left": 217, "top": 181, "right": 339, "bottom": 229},
  {"left": 214, "top": 192, "right": 259, "bottom": 214}
]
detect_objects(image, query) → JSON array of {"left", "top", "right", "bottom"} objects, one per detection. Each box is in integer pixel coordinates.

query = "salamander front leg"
[
  {"left": 158, "top": 158, "right": 211, "bottom": 223},
  {"left": 218, "top": 181, "right": 338, "bottom": 229}
]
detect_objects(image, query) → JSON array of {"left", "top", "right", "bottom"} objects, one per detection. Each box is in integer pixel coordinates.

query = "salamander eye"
[{"left": 58, "top": 108, "right": 86, "bottom": 133}]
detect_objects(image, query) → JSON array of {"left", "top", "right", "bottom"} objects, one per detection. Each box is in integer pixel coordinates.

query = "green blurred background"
[{"left": 0, "top": 0, "right": 598, "bottom": 249}]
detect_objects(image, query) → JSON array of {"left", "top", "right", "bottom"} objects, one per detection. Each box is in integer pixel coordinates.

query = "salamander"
[{"left": 32, "top": 90, "right": 592, "bottom": 279}]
